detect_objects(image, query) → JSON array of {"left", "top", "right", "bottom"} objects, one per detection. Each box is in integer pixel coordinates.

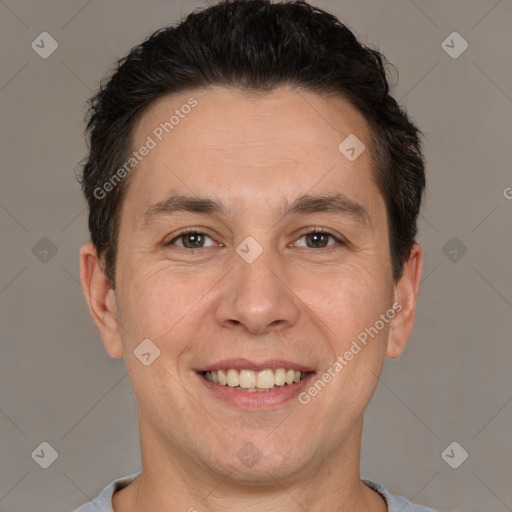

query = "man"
[{"left": 76, "top": 0, "right": 435, "bottom": 510}]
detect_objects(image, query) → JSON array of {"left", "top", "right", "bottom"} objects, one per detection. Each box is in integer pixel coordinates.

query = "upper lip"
[{"left": 196, "top": 358, "right": 316, "bottom": 373}]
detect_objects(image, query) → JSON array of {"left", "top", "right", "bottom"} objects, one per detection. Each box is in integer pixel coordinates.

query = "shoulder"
[
  {"left": 73, "top": 471, "right": 142, "bottom": 512},
  {"left": 363, "top": 479, "right": 438, "bottom": 512}
]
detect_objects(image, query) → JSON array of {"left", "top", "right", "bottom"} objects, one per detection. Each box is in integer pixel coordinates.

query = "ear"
[
  {"left": 79, "top": 241, "right": 124, "bottom": 359},
  {"left": 387, "top": 244, "right": 423, "bottom": 359}
]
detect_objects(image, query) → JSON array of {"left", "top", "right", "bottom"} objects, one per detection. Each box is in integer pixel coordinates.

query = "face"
[{"left": 81, "top": 85, "right": 421, "bottom": 485}]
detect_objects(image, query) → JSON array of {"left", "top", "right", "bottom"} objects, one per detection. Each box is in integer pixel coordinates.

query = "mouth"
[
  {"left": 201, "top": 368, "right": 307, "bottom": 392},
  {"left": 195, "top": 359, "right": 315, "bottom": 409}
]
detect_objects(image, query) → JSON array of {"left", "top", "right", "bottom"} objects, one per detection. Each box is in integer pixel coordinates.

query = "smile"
[{"left": 202, "top": 368, "right": 306, "bottom": 391}]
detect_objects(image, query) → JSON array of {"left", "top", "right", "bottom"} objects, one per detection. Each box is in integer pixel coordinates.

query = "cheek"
[
  {"left": 304, "top": 264, "right": 391, "bottom": 345},
  {"left": 117, "top": 261, "right": 226, "bottom": 367},
  {"left": 303, "top": 271, "right": 391, "bottom": 413}
]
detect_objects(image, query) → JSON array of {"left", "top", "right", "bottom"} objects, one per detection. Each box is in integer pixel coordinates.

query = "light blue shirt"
[{"left": 74, "top": 471, "right": 437, "bottom": 511}]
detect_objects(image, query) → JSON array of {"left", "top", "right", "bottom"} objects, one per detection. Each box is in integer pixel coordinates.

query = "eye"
[
  {"left": 293, "top": 229, "right": 343, "bottom": 249},
  {"left": 165, "top": 228, "right": 344, "bottom": 250},
  {"left": 167, "top": 230, "right": 217, "bottom": 249}
]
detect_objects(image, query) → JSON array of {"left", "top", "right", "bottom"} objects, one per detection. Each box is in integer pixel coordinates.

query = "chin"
[{"left": 202, "top": 440, "right": 311, "bottom": 485}]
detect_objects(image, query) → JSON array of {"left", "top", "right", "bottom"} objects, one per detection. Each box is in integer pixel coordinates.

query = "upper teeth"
[{"left": 204, "top": 368, "right": 304, "bottom": 390}]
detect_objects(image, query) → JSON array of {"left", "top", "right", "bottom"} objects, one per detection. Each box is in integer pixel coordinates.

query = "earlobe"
[
  {"left": 79, "top": 241, "right": 124, "bottom": 359},
  {"left": 386, "top": 244, "right": 423, "bottom": 359}
]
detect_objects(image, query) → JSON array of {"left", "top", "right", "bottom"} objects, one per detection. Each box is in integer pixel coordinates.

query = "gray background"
[{"left": 0, "top": 0, "right": 511, "bottom": 511}]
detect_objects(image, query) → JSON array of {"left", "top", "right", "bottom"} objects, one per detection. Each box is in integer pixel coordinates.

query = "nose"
[{"left": 214, "top": 246, "right": 301, "bottom": 336}]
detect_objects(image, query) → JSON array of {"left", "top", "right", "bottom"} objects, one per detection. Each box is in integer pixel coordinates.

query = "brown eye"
[
  {"left": 168, "top": 231, "right": 215, "bottom": 249},
  {"left": 295, "top": 230, "right": 341, "bottom": 249},
  {"left": 305, "top": 232, "right": 331, "bottom": 248}
]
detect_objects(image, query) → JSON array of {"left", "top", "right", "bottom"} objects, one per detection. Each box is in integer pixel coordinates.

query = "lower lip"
[{"left": 197, "top": 372, "right": 315, "bottom": 409}]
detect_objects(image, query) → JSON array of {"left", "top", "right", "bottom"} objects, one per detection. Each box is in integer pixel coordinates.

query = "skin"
[{"left": 80, "top": 85, "right": 422, "bottom": 512}]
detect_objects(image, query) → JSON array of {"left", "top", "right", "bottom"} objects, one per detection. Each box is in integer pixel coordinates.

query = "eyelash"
[{"left": 166, "top": 227, "right": 345, "bottom": 250}]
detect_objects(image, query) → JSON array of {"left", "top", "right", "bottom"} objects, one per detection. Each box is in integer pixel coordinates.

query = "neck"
[{"left": 113, "top": 416, "right": 387, "bottom": 512}]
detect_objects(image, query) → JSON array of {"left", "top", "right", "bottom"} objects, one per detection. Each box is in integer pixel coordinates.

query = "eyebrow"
[{"left": 140, "top": 192, "right": 370, "bottom": 229}]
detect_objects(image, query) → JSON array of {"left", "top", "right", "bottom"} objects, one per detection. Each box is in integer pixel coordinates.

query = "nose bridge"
[{"left": 216, "top": 238, "right": 300, "bottom": 334}]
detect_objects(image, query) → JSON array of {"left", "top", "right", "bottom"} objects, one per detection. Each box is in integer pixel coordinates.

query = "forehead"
[
  {"left": 123, "top": 85, "right": 383, "bottom": 226},
  {"left": 134, "top": 85, "right": 370, "bottom": 161}
]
